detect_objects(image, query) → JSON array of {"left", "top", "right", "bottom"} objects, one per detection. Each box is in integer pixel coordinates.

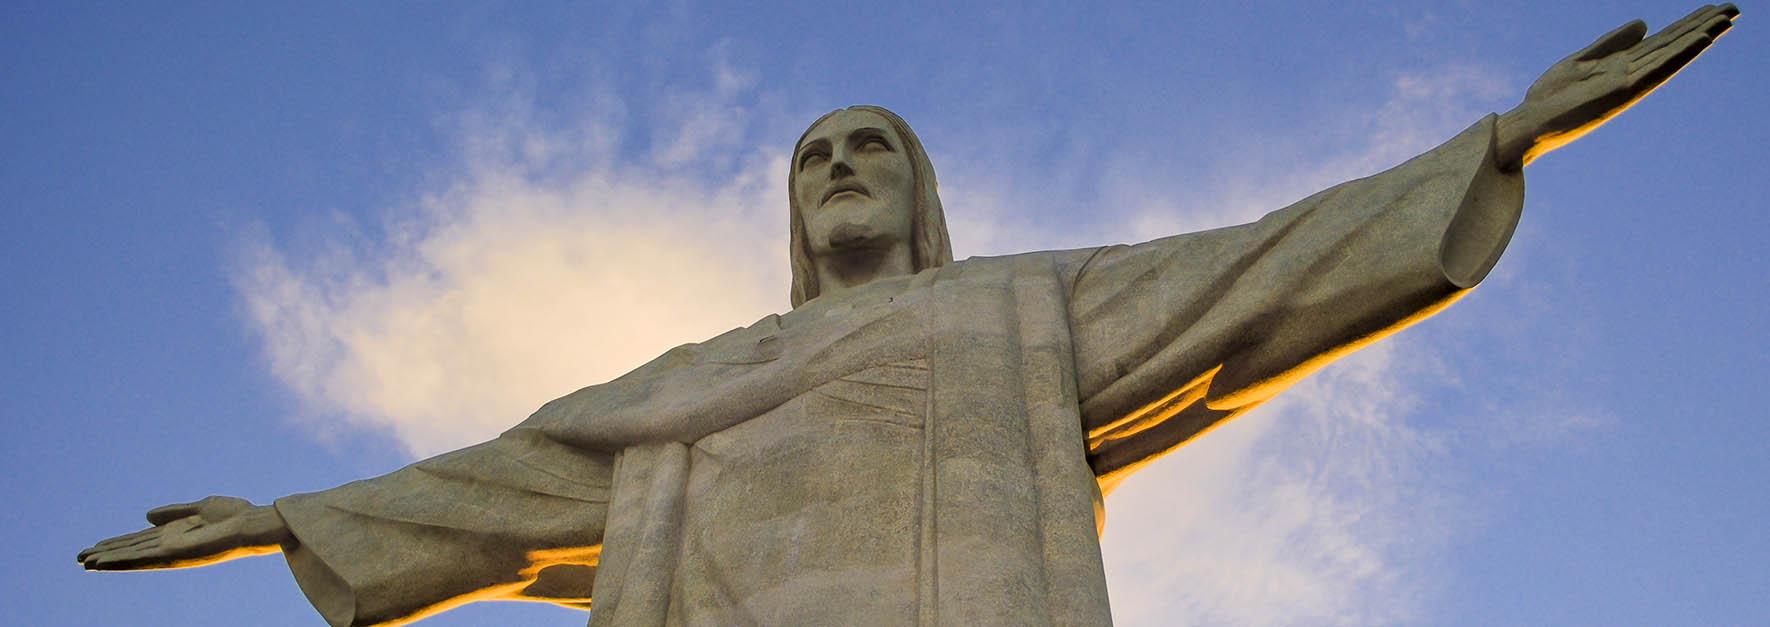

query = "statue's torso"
[{"left": 674, "top": 358, "right": 931, "bottom": 624}]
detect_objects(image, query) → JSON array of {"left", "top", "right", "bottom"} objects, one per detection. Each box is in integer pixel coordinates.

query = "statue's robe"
[{"left": 272, "top": 116, "right": 1523, "bottom": 626}]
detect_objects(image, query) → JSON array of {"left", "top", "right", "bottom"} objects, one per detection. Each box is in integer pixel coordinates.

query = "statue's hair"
[{"left": 789, "top": 105, "right": 952, "bottom": 309}]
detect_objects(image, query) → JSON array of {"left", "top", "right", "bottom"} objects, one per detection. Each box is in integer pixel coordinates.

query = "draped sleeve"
[
  {"left": 1066, "top": 114, "right": 1524, "bottom": 488},
  {"left": 272, "top": 427, "right": 613, "bottom": 627}
]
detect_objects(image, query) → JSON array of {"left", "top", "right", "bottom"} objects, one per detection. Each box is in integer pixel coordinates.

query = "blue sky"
[{"left": 5, "top": 2, "right": 1765, "bottom": 625}]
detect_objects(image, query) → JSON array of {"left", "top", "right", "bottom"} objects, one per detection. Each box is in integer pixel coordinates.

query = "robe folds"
[{"left": 273, "top": 115, "right": 1524, "bottom": 626}]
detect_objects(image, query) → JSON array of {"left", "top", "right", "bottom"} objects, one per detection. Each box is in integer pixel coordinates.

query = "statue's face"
[{"left": 794, "top": 109, "right": 916, "bottom": 259}]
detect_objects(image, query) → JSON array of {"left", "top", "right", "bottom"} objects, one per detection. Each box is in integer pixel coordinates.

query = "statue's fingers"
[
  {"left": 1576, "top": 19, "right": 1648, "bottom": 61},
  {"left": 1627, "top": 31, "right": 1715, "bottom": 97},
  {"left": 1630, "top": 25, "right": 1722, "bottom": 73},
  {"left": 83, "top": 537, "right": 164, "bottom": 569},
  {"left": 81, "top": 528, "right": 160, "bottom": 554},
  {"left": 1703, "top": 12, "right": 1738, "bottom": 39},
  {"left": 1659, "top": 4, "right": 1726, "bottom": 40},
  {"left": 85, "top": 542, "right": 169, "bottom": 571},
  {"left": 1658, "top": 9, "right": 1735, "bottom": 48},
  {"left": 101, "top": 532, "right": 163, "bottom": 552},
  {"left": 1630, "top": 5, "right": 1735, "bottom": 61},
  {"left": 79, "top": 529, "right": 161, "bottom": 559},
  {"left": 76, "top": 545, "right": 103, "bottom": 564},
  {"left": 76, "top": 531, "right": 161, "bottom": 559},
  {"left": 145, "top": 501, "right": 203, "bottom": 526}
]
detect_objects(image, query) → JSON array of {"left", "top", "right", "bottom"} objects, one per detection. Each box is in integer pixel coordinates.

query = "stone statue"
[{"left": 78, "top": 6, "right": 1739, "bottom": 625}]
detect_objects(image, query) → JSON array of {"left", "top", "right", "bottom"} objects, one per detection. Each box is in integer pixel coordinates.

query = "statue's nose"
[{"left": 831, "top": 157, "right": 854, "bottom": 179}]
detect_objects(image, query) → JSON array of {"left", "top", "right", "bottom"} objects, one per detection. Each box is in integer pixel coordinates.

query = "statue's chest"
[{"left": 674, "top": 357, "right": 931, "bottom": 622}]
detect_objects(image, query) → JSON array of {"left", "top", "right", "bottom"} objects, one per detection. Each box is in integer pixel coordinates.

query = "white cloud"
[
  {"left": 235, "top": 70, "right": 792, "bottom": 457},
  {"left": 1102, "top": 340, "right": 1457, "bottom": 626},
  {"left": 649, "top": 45, "right": 758, "bottom": 167}
]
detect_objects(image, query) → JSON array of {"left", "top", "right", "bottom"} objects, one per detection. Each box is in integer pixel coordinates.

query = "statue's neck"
[{"left": 813, "top": 245, "right": 915, "bottom": 300}]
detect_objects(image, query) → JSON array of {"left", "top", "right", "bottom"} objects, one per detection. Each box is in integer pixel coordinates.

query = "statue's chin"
[{"left": 827, "top": 222, "right": 880, "bottom": 250}]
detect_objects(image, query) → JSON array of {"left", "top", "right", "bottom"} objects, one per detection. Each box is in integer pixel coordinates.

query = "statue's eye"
[
  {"left": 799, "top": 151, "right": 827, "bottom": 169},
  {"left": 861, "top": 136, "right": 891, "bottom": 151}
]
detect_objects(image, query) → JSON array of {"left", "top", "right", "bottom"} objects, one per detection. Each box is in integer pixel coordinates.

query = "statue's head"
[{"left": 789, "top": 105, "right": 952, "bottom": 308}]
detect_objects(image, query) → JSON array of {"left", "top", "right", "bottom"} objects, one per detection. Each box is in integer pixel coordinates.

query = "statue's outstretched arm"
[
  {"left": 1496, "top": 4, "right": 1738, "bottom": 170},
  {"left": 82, "top": 429, "right": 612, "bottom": 626},
  {"left": 77, "top": 496, "right": 289, "bottom": 571}
]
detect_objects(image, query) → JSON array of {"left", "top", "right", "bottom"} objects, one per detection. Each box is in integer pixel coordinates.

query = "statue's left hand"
[
  {"left": 77, "top": 496, "right": 291, "bottom": 571},
  {"left": 1497, "top": 4, "right": 1738, "bottom": 169}
]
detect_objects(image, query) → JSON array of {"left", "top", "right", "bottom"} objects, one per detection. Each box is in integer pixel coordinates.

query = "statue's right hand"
[{"left": 77, "top": 496, "right": 291, "bottom": 571}]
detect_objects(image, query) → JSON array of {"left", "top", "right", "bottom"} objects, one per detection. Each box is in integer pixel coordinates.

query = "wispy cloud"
[
  {"left": 1102, "top": 341, "right": 1454, "bottom": 626},
  {"left": 234, "top": 65, "right": 793, "bottom": 457}
]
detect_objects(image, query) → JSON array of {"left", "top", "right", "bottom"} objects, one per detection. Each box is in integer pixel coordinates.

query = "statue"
[{"left": 78, "top": 6, "right": 1740, "bottom": 625}]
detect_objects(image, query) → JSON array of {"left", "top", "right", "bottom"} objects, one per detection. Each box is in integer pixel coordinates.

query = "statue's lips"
[{"left": 821, "top": 183, "right": 871, "bottom": 206}]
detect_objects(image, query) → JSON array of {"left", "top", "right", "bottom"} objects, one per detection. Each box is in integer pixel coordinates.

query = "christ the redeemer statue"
[{"left": 79, "top": 7, "right": 1740, "bottom": 626}]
